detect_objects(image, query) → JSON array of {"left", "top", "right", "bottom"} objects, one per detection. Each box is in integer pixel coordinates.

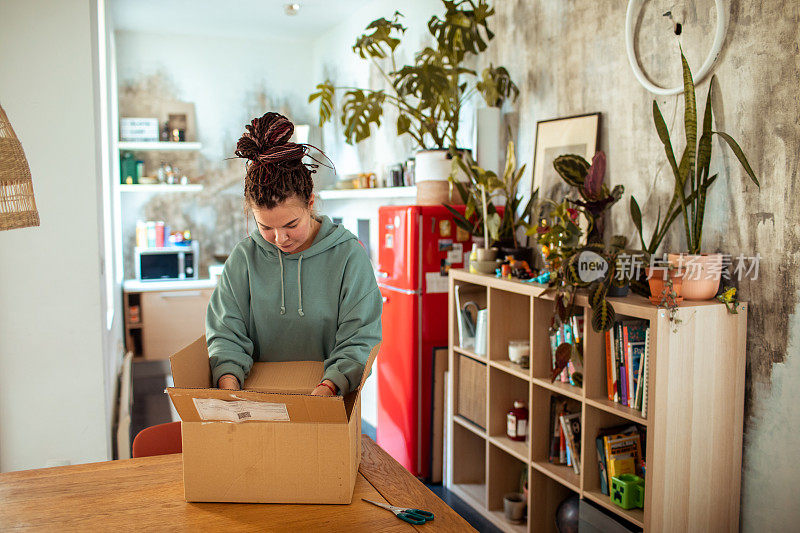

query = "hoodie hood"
[
  {"left": 249, "top": 215, "right": 355, "bottom": 260},
  {"left": 249, "top": 216, "right": 358, "bottom": 316}
]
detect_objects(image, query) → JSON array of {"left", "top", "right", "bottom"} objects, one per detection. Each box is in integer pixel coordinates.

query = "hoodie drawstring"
[
  {"left": 278, "top": 251, "right": 304, "bottom": 317},
  {"left": 297, "top": 255, "right": 304, "bottom": 316},
  {"left": 278, "top": 252, "right": 286, "bottom": 315}
]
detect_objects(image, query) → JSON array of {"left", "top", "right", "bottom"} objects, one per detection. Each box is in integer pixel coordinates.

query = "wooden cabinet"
[
  {"left": 447, "top": 269, "right": 747, "bottom": 533},
  {"left": 124, "top": 282, "right": 214, "bottom": 360}
]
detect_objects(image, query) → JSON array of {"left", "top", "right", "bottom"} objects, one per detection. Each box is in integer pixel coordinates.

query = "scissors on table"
[{"left": 362, "top": 498, "right": 435, "bottom": 525}]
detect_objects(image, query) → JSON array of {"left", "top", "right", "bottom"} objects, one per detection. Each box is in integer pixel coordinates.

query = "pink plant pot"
[{"left": 668, "top": 253, "right": 723, "bottom": 301}]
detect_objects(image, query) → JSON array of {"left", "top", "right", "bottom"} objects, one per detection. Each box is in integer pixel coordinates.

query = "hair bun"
[{"left": 235, "top": 112, "right": 304, "bottom": 165}]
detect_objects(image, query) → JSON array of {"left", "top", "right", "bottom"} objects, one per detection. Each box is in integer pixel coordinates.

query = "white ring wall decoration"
[{"left": 625, "top": 0, "right": 729, "bottom": 95}]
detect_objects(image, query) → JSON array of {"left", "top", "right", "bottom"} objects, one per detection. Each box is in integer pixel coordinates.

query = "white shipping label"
[
  {"left": 193, "top": 398, "right": 290, "bottom": 423},
  {"left": 425, "top": 272, "right": 449, "bottom": 293}
]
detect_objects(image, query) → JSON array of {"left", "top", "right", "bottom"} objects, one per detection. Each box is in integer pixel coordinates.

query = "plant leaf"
[
  {"left": 308, "top": 81, "right": 335, "bottom": 127},
  {"left": 553, "top": 154, "right": 590, "bottom": 187},
  {"left": 340, "top": 89, "right": 386, "bottom": 144},
  {"left": 714, "top": 131, "right": 760, "bottom": 187},
  {"left": 352, "top": 12, "right": 406, "bottom": 59},
  {"left": 589, "top": 285, "right": 616, "bottom": 333},
  {"left": 396, "top": 113, "right": 411, "bottom": 136},
  {"left": 583, "top": 151, "right": 606, "bottom": 201}
]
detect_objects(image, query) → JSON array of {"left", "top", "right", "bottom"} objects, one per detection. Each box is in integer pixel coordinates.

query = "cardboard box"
[{"left": 166, "top": 337, "right": 379, "bottom": 504}]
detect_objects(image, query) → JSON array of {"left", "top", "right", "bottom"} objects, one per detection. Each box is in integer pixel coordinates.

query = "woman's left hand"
[{"left": 311, "top": 379, "right": 337, "bottom": 396}]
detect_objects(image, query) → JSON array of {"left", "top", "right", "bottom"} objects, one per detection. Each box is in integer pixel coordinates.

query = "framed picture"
[{"left": 531, "top": 112, "right": 601, "bottom": 192}]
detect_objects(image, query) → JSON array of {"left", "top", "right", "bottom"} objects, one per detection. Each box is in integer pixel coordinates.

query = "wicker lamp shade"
[{"left": 0, "top": 102, "right": 39, "bottom": 231}]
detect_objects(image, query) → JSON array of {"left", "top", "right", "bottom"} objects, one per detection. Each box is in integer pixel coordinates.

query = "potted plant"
[
  {"left": 446, "top": 140, "right": 539, "bottom": 264},
  {"left": 629, "top": 50, "right": 759, "bottom": 300},
  {"left": 552, "top": 151, "right": 623, "bottom": 243},
  {"left": 531, "top": 199, "right": 586, "bottom": 326},
  {"left": 309, "top": 1, "right": 519, "bottom": 203}
]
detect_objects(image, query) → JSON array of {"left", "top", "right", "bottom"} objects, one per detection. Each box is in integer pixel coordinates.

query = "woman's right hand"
[{"left": 217, "top": 374, "right": 240, "bottom": 390}]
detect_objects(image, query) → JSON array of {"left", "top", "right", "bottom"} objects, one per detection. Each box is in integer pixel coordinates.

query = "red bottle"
[{"left": 506, "top": 401, "right": 528, "bottom": 441}]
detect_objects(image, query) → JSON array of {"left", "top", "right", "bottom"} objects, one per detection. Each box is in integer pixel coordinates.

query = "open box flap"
[
  {"left": 166, "top": 387, "right": 347, "bottom": 423},
  {"left": 356, "top": 342, "right": 381, "bottom": 394},
  {"left": 344, "top": 342, "right": 381, "bottom": 420},
  {"left": 169, "top": 336, "right": 212, "bottom": 388}
]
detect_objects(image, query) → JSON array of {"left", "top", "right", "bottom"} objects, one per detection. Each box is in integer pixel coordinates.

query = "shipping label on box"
[{"left": 193, "top": 398, "right": 289, "bottom": 422}]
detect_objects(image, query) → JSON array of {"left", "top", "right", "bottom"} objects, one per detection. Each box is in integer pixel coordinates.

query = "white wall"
[
  {"left": 115, "top": 29, "right": 317, "bottom": 163},
  {"left": 0, "top": 0, "right": 113, "bottom": 471}
]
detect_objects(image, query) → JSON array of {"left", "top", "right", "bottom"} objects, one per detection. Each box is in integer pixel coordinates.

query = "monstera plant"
[
  {"left": 309, "top": 1, "right": 518, "bottom": 149},
  {"left": 553, "top": 151, "right": 623, "bottom": 243}
]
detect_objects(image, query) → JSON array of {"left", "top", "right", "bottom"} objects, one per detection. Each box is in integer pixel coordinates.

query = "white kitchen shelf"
[
  {"left": 119, "top": 184, "right": 203, "bottom": 193},
  {"left": 317, "top": 186, "right": 416, "bottom": 200},
  {"left": 123, "top": 278, "right": 217, "bottom": 292},
  {"left": 118, "top": 141, "right": 202, "bottom": 151}
]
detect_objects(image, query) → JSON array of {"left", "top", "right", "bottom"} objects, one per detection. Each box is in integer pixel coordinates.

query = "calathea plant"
[
  {"left": 552, "top": 151, "right": 623, "bottom": 243},
  {"left": 309, "top": 1, "right": 518, "bottom": 149},
  {"left": 563, "top": 236, "right": 635, "bottom": 332}
]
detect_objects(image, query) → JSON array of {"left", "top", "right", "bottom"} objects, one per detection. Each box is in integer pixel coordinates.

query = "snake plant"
[
  {"left": 309, "top": 1, "right": 518, "bottom": 150},
  {"left": 630, "top": 50, "right": 759, "bottom": 256}
]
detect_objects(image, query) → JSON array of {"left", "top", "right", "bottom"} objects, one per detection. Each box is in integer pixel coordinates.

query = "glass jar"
[
  {"left": 508, "top": 339, "right": 530, "bottom": 365},
  {"left": 506, "top": 401, "right": 528, "bottom": 442}
]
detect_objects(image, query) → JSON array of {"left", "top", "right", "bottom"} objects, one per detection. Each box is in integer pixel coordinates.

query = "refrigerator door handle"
[{"left": 378, "top": 284, "right": 420, "bottom": 295}]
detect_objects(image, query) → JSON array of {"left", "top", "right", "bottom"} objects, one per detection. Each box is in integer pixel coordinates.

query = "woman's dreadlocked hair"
[{"left": 235, "top": 112, "right": 319, "bottom": 209}]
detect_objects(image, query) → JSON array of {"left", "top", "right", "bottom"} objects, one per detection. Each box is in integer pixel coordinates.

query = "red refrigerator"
[{"left": 376, "top": 205, "right": 472, "bottom": 479}]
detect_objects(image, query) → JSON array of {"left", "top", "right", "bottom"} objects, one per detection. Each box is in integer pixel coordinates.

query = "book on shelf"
[
  {"left": 595, "top": 424, "right": 645, "bottom": 496},
  {"left": 605, "top": 319, "right": 650, "bottom": 414},
  {"left": 559, "top": 412, "right": 582, "bottom": 474},
  {"left": 641, "top": 329, "right": 650, "bottom": 416}
]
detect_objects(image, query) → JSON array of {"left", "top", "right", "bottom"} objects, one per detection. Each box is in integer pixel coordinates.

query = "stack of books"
[
  {"left": 550, "top": 315, "right": 584, "bottom": 386},
  {"left": 604, "top": 320, "right": 650, "bottom": 416},
  {"left": 595, "top": 424, "right": 646, "bottom": 496},
  {"left": 548, "top": 397, "right": 582, "bottom": 474}
]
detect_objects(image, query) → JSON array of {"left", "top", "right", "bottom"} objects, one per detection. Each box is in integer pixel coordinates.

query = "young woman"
[{"left": 206, "top": 112, "right": 381, "bottom": 396}]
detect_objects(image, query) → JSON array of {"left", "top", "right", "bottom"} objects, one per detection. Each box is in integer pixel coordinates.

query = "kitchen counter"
[{"left": 122, "top": 278, "right": 217, "bottom": 292}]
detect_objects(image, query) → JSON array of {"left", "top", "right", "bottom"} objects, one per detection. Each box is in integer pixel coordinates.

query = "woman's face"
[{"left": 252, "top": 195, "right": 316, "bottom": 254}]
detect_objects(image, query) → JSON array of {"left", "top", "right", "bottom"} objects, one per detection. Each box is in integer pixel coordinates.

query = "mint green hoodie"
[{"left": 205, "top": 216, "right": 382, "bottom": 395}]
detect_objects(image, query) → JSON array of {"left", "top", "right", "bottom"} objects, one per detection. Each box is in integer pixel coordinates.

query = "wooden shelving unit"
[{"left": 447, "top": 269, "right": 748, "bottom": 532}]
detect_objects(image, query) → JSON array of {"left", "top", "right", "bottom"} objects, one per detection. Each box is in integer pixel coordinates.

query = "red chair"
[{"left": 132, "top": 421, "right": 182, "bottom": 458}]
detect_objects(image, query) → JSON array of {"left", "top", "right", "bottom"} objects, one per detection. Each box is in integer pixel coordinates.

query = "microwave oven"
[{"left": 135, "top": 242, "right": 199, "bottom": 281}]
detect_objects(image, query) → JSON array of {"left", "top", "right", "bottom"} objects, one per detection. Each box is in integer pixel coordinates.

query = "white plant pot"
[
  {"left": 415, "top": 149, "right": 469, "bottom": 205},
  {"left": 476, "top": 107, "right": 502, "bottom": 174}
]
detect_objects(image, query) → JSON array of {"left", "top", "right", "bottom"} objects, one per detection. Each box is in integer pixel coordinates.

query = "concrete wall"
[
  {"left": 0, "top": 0, "right": 114, "bottom": 471},
  {"left": 315, "top": 0, "right": 800, "bottom": 528},
  {"left": 482, "top": 1, "right": 799, "bottom": 528}
]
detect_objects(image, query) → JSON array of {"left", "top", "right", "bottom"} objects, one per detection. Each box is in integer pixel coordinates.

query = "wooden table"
[{"left": 0, "top": 436, "right": 473, "bottom": 532}]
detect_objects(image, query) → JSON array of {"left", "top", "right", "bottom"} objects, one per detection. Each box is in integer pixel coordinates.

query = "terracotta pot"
[
  {"left": 668, "top": 253, "right": 723, "bottom": 301},
  {"left": 645, "top": 267, "right": 684, "bottom": 306}
]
